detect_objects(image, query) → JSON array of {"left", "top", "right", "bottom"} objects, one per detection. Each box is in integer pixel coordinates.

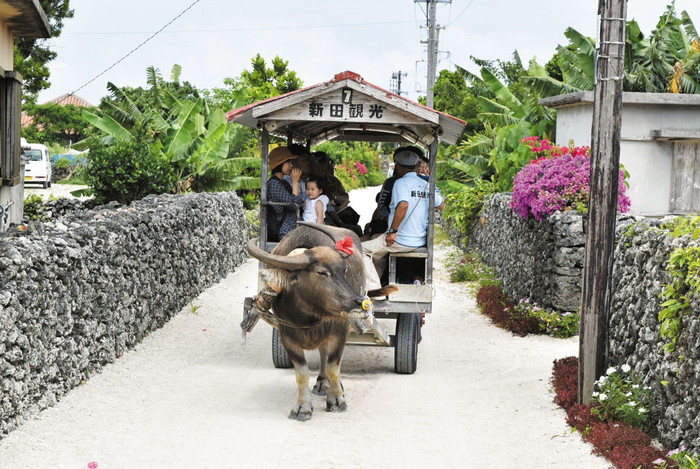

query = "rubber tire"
[
  {"left": 394, "top": 313, "right": 420, "bottom": 374},
  {"left": 47, "top": 181, "right": 52, "bottom": 188},
  {"left": 42, "top": 181, "right": 48, "bottom": 189},
  {"left": 272, "top": 328, "right": 293, "bottom": 368}
]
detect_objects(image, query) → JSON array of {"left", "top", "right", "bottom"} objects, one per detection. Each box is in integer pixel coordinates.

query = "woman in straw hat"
[{"left": 266, "top": 146, "right": 304, "bottom": 240}]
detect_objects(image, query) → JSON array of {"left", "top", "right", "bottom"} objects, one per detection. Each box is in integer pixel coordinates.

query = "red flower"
[{"left": 335, "top": 236, "right": 354, "bottom": 255}]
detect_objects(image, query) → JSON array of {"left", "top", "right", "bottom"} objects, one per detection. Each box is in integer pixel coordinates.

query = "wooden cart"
[{"left": 229, "top": 71, "right": 466, "bottom": 374}]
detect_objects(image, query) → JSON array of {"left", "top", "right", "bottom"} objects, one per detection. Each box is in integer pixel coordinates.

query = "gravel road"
[{"left": 0, "top": 186, "right": 608, "bottom": 469}]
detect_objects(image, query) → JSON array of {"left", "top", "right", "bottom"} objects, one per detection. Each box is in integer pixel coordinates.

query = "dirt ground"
[
  {"left": 0, "top": 186, "right": 609, "bottom": 469},
  {"left": 23, "top": 183, "right": 89, "bottom": 199}
]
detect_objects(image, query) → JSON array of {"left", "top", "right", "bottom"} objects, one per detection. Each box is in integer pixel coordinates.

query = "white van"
[{"left": 22, "top": 142, "right": 52, "bottom": 188}]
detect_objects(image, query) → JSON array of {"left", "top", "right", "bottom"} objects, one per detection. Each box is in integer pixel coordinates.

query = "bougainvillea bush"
[{"left": 511, "top": 137, "right": 631, "bottom": 221}]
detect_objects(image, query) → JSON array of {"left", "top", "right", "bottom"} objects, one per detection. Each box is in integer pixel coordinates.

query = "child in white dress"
[{"left": 302, "top": 177, "right": 329, "bottom": 224}]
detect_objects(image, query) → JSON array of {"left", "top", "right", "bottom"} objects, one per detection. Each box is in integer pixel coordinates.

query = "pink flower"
[
  {"left": 511, "top": 140, "right": 630, "bottom": 221},
  {"left": 354, "top": 161, "right": 368, "bottom": 175},
  {"left": 88, "top": 463, "right": 98, "bottom": 469}
]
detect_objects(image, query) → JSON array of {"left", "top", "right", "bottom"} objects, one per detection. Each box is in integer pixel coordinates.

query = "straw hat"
[{"left": 268, "top": 146, "right": 298, "bottom": 170}]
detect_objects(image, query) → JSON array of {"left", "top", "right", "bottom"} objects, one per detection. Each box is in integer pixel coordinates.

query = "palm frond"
[
  {"left": 564, "top": 27, "right": 596, "bottom": 56},
  {"left": 106, "top": 82, "right": 144, "bottom": 121},
  {"left": 170, "top": 64, "right": 182, "bottom": 85},
  {"left": 479, "top": 68, "right": 522, "bottom": 111},
  {"left": 478, "top": 112, "right": 522, "bottom": 127}
]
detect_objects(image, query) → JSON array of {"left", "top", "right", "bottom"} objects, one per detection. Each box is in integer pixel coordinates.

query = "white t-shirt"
[{"left": 302, "top": 194, "right": 330, "bottom": 222}]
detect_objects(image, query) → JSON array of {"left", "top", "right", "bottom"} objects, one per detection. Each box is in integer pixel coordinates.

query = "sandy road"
[{"left": 0, "top": 187, "right": 608, "bottom": 469}]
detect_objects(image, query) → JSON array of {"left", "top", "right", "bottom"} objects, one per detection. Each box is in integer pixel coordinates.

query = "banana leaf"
[{"left": 82, "top": 109, "right": 134, "bottom": 142}]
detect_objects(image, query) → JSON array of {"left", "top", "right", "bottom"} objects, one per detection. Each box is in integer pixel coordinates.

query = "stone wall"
[
  {"left": 0, "top": 192, "right": 248, "bottom": 436},
  {"left": 608, "top": 220, "right": 700, "bottom": 452},
  {"left": 444, "top": 193, "right": 586, "bottom": 311},
  {"left": 443, "top": 192, "right": 700, "bottom": 452}
]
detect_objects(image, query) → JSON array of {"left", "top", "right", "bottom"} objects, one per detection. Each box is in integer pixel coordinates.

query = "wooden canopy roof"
[
  {"left": 0, "top": 0, "right": 50, "bottom": 37},
  {"left": 226, "top": 71, "right": 466, "bottom": 147}
]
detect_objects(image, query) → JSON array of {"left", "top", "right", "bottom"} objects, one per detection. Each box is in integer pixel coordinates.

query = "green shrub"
[
  {"left": 23, "top": 194, "right": 49, "bottom": 221},
  {"left": 85, "top": 133, "right": 177, "bottom": 205},
  {"left": 446, "top": 250, "right": 498, "bottom": 284},
  {"left": 658, "top": 214, "right": 700, "bottom": 353},
  {"left": 365, "top": 170, "right": 386, "bottom": 186},
  {"left": 510, "top": 299, "right": 580, "bottom": 338},
  {"left": 442, "top": 179, "right": 496, "bottom": 238},
  {"left": 591, "top": 365, "right": 652, "bottom": 430}
]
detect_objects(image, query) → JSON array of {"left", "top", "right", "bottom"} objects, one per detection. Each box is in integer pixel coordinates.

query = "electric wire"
[
  {"left": 61, "top": 20, "right": 415, "bottom": 36},
  {"left": 54, "top": 0, "right": 202, "bottom": 105},
  {"left": 445, "top": 0, "right": 477, "bottom": 27}
]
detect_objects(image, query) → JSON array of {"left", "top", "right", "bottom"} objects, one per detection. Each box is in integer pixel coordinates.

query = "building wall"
[
  {"left": 0, "top": 23, "right": 13, "bottom": 71},
  {"left": 545, "top": 92, "right": 700, "bottom": 216},
  {"left": 554, "top": 103, "right": 676, "bottom": 215}
]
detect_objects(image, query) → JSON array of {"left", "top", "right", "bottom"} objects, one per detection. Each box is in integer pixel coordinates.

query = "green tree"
[
  {"left": 431, "top": 68, "right": 482, "bottom": 135},
  {"left": 525, "top": 4, "right": 700, "bottom": 96},
  {"left": 22, "top": 103, "right": 94, "bottom": 146},
  {"left": 14, "top": 0, "right": 74, "bottom": 101},
  {"left": 99, "top": 65, "right": 201, "bottom": 119},
  {"left": 83, "top": 65, "right": 261, "bottom": 194},
  {"left": 209, "top": 54, "right": 303, "bottom": 108}
]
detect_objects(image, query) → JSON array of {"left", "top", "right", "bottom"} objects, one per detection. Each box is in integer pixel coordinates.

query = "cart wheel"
[
  {"left": 272, "top": 328, "right": 293, "bottom": 368},
  {"left": 394, "top": 313, "right": 420, "bottom": 374}
]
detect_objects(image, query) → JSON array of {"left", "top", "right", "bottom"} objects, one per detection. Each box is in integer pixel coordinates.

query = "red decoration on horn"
[{"left": 335, "top": 236, "right": 354, "bottom": 255}]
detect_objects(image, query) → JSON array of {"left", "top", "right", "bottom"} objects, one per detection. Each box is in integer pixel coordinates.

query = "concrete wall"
[
  {"left": 0, "top": 192, "right": 249, "bottom": 437},
  {"left": 541, "top": 92, "right": 700, "bottom": 216},
  {"left": 0, "top": 24, "right": 13, "bottom": 70}
]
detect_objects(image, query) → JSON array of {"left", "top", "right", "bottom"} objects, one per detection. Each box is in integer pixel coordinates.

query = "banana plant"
[{"left": 82, "top": 65, "right": 262, "bottom": 192}]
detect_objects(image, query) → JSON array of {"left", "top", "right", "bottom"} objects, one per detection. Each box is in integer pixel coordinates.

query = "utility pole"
[
  {"left": 426, "top": 0, "right": 438, "bottom": 108},
  {"left": 391, "top": 71, "right": 407, "bottom": 96},
  {"left": 578, "top": 0, "right": 628, "bottom": 405},
  {"left": 416, "top": 0, "right": 450, "bottom": 108}
]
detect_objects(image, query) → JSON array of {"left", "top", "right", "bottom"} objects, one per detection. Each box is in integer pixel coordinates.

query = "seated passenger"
[
  {"left": 363, "top": 146, "right": 425, "bottom": 239},
  {"left": 301, "top": 177, "right": 329, "bottom": 224},
  {"left": 266, "top": 146, "right": 303, "bottom": 241},
  {"left": 313, "top": 151, "right": 362, "bottom": 237},
  {"left": 361, "top": 147, "right": 445, "bottom": 291}
]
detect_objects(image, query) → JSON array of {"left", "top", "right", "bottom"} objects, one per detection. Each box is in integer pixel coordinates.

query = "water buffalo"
[{"left": 247, "top": 222, "right": 394, "bottom": 421}]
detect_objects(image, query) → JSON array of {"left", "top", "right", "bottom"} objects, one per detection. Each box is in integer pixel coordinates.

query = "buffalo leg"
[
  {"left": 285, "top": 343, "right": 313, "bottom": 421},
  {"left": 312, "top": 351, "right": 330, "bottom": 396},
  {"left": 320, "top": 338, "right": 347, "bottom": 413}
]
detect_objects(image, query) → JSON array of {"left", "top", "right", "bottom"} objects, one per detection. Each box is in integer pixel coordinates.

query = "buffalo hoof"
[
  {"left": 326, "top": 397, "right": 347, "bottom": 413},
  {"left": 312, "top": 377, "right": 330, "bottom": 396},
  {"left": 289, "top": 403, "right": 313, "bottom": 422}
]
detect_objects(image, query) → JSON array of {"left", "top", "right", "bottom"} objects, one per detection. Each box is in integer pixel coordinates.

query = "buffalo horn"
[
  {"left": 297, "top": 221, "right": 343, "bottom": 243},
  {"left": 247, "top": 239, "right": 312, "bottom": 270}
]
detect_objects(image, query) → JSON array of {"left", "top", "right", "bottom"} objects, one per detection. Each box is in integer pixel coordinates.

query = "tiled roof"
[
  {"left": 45, "top": 93, "right": 96, "bottom": 108},
  {"left": 22, "top": 93, "right": 96, "bottom": 127}
]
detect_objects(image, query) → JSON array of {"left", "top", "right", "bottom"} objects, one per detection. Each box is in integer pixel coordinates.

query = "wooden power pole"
[{"left": 578, "top": 0, "right": 628, "bottom": 404}]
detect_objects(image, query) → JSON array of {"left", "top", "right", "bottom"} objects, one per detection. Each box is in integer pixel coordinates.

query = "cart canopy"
[{"left": 226, "top": 71, "right": 466, "bottom": 148}]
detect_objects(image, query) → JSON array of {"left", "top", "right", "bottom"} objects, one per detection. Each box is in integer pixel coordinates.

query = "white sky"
[{"left": 36, "top": 0, "right": 700, "bottom": 107}]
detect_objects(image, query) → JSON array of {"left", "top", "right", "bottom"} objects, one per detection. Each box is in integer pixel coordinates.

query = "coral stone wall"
[
  {"left": 444, "top": 193, "right": 585, "bottom": 311},
  {"left": 608, "top": 220, "right": 700, "bottom": 453},
  {"left": 442, "top": 193, "right": 700, "bottom": 452},
  {"left": 0, "top": 193, "right": 248, "bottom": 437}
]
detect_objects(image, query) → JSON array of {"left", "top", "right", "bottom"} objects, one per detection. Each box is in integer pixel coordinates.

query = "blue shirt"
[{"left": 389, "top": 172, "right": 443, "bottom": 248}]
